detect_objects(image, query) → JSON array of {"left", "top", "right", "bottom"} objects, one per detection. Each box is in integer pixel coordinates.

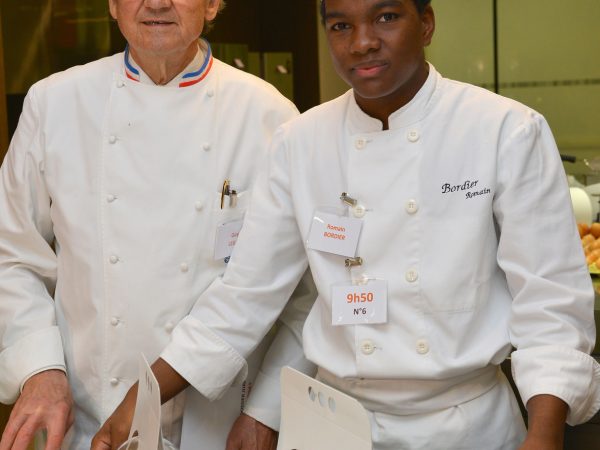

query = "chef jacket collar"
[
  {"left": 124, "top": 38, "right": 213, "bottom": 88},
  {"left": 346, "top": 62, "right": 439, "bottom": 134}
]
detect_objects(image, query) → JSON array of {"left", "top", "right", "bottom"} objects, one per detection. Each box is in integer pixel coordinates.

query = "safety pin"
[
  {"left": 345, "top": 256, "right": 363, "bottom": 268},
  {"left": 340, "top": 192, "right": 357, "bottom": 206}
]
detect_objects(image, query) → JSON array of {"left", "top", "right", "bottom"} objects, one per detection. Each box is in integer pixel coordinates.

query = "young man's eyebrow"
[{"left": 324, "top": 0, "right": 405, "bottom": 21}]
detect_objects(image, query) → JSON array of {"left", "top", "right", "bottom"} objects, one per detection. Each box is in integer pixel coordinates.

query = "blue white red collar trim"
[{"left": 123, "top": 39, "right": 214, "bottom": 88}]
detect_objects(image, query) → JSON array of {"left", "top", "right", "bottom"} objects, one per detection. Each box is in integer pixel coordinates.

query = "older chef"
[
  {"left": 94, "top": 0, "right": 600, "bottom": 449},
  {"left": 0, "top": 0, "right": 317, "bottom": 449}
]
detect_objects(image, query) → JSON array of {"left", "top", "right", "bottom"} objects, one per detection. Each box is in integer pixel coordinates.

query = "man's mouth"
[
  {"left": 142, "top": 20, "right": 175, "bottom": 26},
  {"left": 353, "top": 61, "right": 388, "bottom": 77}
]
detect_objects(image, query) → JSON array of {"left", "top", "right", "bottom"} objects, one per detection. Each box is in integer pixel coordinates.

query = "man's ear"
[
  {"left": 422, "top": 5, "right": 435, "bottom": 47},
  {"left": 205, "top": 0, "right": 221, "bottom": 22},
  {"left": 108, "top": 0, "right": 118, "bottom": 21}
]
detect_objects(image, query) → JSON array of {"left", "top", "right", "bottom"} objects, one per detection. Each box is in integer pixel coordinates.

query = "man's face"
[
  {"left": 323, "top": 0, "right": 434, "bottom": 112},
  {"left": 109, "top": 0, "right": 220, "bottom": 59}
]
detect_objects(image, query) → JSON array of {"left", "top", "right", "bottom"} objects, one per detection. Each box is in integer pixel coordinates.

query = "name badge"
[
  {"left": 214, "top": 219, "right": 243, "bottom": 261},
  {"left": 331, "top": 280, "right": 388, "bottom": 326},
  {"left": 306, "top": 211, "right": 363, "bottom": 257}
]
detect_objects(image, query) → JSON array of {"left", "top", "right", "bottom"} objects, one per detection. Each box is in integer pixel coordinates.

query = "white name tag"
[
  {"left": 332, "top": 280, "right": 388, "bottom": 326},
  {"left": 214, "top": 220, "right": 244, "bottom": 261},
  {"left": 306, "top": 211, "right": 363, "bottom": 257}
]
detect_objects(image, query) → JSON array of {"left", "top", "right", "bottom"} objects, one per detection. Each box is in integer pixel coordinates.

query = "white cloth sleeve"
[
  {"left": 161, "top": 125, "right": 309, "bottom": 402},
  {"left": 0, "top": 85, "right": 65, "bottom": 404},
  {"left": 243, "top": 269, "right": 318, "bottom": 431},
  {"left": 493, "top": 110, "right": 600, "bottom": 425}
]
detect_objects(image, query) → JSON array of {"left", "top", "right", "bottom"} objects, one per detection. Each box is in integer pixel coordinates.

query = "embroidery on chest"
[{"left": 441, "top": 179, "right": 491, "bottom": 200}]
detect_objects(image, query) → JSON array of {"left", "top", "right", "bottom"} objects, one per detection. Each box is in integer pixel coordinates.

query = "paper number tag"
[
  {"left": 306, "top": 211, "right": 363, "bottom": 257},
  {"left": 214, "top": 220, "right": 244, "bottom": 261},
  {"left": 331, "top": 281, "right": 388, "bottom": 326}
]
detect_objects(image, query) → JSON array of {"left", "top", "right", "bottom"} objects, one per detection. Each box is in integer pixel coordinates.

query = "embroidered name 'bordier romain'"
[{"left": 441, "top": 180, "right": 491, "bottom": 200}]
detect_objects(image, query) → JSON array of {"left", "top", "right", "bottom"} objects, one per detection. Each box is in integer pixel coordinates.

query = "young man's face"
[
  {"left": 323, "top": 0, "right": 434, "bottom": 114},
  {"left": 108, "top": 0, "right": 220, "bottom": 59}
]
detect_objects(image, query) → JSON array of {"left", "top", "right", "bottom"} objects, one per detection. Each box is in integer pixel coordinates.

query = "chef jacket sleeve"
[
  {"left": 243, "top": 269, "right": 317, "bottom": 431},
  {"left": 0, "top": 84, "right": 66, "bottom": 404},
  {"left": 161, "top": 124, "right": 309, "bottom": 402},
  {"left": 493, "top": 110, "right": 600, "bottom": 425}
]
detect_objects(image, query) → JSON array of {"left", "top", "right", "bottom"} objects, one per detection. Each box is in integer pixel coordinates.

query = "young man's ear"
[{"left": 421, "top": 5, "right": 435, "bottom": 47}]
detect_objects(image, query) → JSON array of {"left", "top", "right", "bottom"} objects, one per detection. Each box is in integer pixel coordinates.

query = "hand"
[
  {"left": 90, "top": 385, "right": 137, "bottom": 450},
  {"left": 0, "top": 369, "right": 74, "bottom": 450},
  {"left": 225, "top": 413, "right": 278, "bottom": 450}
]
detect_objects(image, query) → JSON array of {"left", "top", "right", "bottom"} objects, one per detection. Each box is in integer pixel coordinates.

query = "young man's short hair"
[{"left": 319, "top": 0, "right": 432, "bottom": 23}]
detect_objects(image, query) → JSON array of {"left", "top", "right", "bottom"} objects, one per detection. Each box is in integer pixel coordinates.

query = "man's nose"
[
  {"left": 349, "top": 25, "right": 380, "bottom": 55},
  {"left": 143, "top": 0, "right": 171, "bottom": 11}
]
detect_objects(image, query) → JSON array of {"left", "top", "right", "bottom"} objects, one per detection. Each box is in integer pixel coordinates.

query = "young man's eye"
[
  {"left": 378, "top": 12, "right": 399, "bottom": 23},
  {"left": 330, "top": 22, "right": 350, "bottom": 32}
]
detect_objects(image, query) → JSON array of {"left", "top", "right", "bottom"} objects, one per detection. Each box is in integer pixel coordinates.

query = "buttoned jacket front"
[
  {"left": 163, "top": 66, "right": 600, "bottom": 431},
  {"left": 0, "top": 51, "right": 304, "bottom": 448}
]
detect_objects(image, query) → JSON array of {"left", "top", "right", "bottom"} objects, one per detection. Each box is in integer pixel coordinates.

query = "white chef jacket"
[
  {"left": 161, "top": 64, "right": 600, "bottom": 436},
  {"left": 0, "top": 43, "right": 315, "bottom": 449}
]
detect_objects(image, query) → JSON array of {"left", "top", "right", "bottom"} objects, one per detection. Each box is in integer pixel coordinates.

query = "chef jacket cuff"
[
  {"left": 0, "top": 326, "right": 65, "bottom": 404},
  {"left": 160, "top": 315, "right": 248, "bottom": 402},
  {"left": 511, "top": 345, "right": 600, "bottom": 425},
  {"left": 244, "top": 370, "right": 281, "bottom": 431}
]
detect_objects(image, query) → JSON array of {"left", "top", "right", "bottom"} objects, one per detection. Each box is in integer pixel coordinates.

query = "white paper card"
[
  {"left": 331, "top": 281, "right": 388, "bottom": 326},
  {"left": 214, "top": 219, "right": 244, "bottom": 261},
  {"left": 120, "top": 354, "right": 164, "bottom": 450},
  {"left": 306, "top": 212, "right": 362, "bottom": 257}
]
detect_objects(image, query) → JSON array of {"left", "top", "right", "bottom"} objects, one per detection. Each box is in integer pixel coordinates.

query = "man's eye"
[
  {"left": 330, "top": 22, "right": 350, "bottom": 31},
  {"left": 378, "top": 12, "right": 398, "bottom": 23}
]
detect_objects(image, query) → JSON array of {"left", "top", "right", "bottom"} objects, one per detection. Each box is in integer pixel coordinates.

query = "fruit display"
[{"left": 579, "top": 222, "right": 600, "bottom": 273}]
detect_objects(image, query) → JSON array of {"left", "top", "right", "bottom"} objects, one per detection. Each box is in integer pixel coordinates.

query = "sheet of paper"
[{"left": 118, "top": 354, "right": 164, "bottom": 450}]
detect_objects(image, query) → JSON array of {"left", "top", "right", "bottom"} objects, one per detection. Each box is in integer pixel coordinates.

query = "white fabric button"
[
  {"left": 360, "top": 340, "right": 375, "bottom": 355},
  {"left": 117, "top": 80, "right": 125, "bottom": 88},
  {"left": 405, "top": 269, "right": 418, "bottom": 283},
  {"left": 195, "top": 201, "right": 203, "bottom": 211},
  {"left": 165, "top": 322, "right": 175, "bottom": 333},
  {"left": 407, "top": 130, "right": 420, "bottom": 143},
  {"left": 108, "top": 135, "right": 117, "bottom": 144},
  {"left": 107, "top": 194, "right": 117, "bottom": 203},
  {"left": 207, "top": 89, "right": 215, "bottom": 98},
  {"left": 180, "top": 263, "right": 189, "bottom": 273},
  {"left": 110, "top": 317, "right": 119, "bottom": 326},
  {"left": 405, "top": 199, "right": 418, "bottom": 214},
  {"left": 202, "top": 142, "right": 211, "bottom": 151},
  {"left": 109, "top": 255, "right": 119, "bottom": 264},
  {"left": 355, "top": 138, "right": 367, "bottom": 150},
  {"left": 353, "top": 204, "right": 366, "bottom": 218},
  {"left": 416, "top": 339, "right": 430, "bottom": 355},
  {"left": 110, "top": 377, "right": 119, "bottom": 386}
]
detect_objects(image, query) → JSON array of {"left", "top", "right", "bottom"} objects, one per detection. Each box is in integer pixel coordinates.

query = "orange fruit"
[{"left": 591, "top": 223, "right": 600, "bottom": 238}]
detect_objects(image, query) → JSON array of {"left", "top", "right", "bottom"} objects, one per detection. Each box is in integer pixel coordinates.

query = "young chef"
[
  {"left": 0, "top": 0, "right": 316, "bottom": 449},
  {"left": 100, "top": 0, "right": 600, "bottom": 448}
]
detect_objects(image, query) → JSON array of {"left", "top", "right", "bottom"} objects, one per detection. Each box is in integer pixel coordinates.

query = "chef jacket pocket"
[
  {"left": 212, "top": 189, "right": 250, "bottom": 222},
  {"left": 211, "top": 190, "right": 250, "bottom": 262}
]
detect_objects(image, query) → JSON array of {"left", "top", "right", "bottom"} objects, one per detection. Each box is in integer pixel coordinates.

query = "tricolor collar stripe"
[
  {"left": 178, "top": 39, "right": 213, "bottom": 87},
  {"left": 124, "top": 46, "right": 140, "bottom": 82},
  {"left": 123, "top": 40, "right": 213, "bottom": 88},
  {"left": 179, "top": 56, "right": 213, "bottom": 88},
  {"left": 182, "top": 40, "right": 212, "bottom": 79}
]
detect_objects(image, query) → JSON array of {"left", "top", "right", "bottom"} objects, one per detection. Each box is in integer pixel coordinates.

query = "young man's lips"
[{"left": 353, "top": 62, "right": 388, "bottom": 77}]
